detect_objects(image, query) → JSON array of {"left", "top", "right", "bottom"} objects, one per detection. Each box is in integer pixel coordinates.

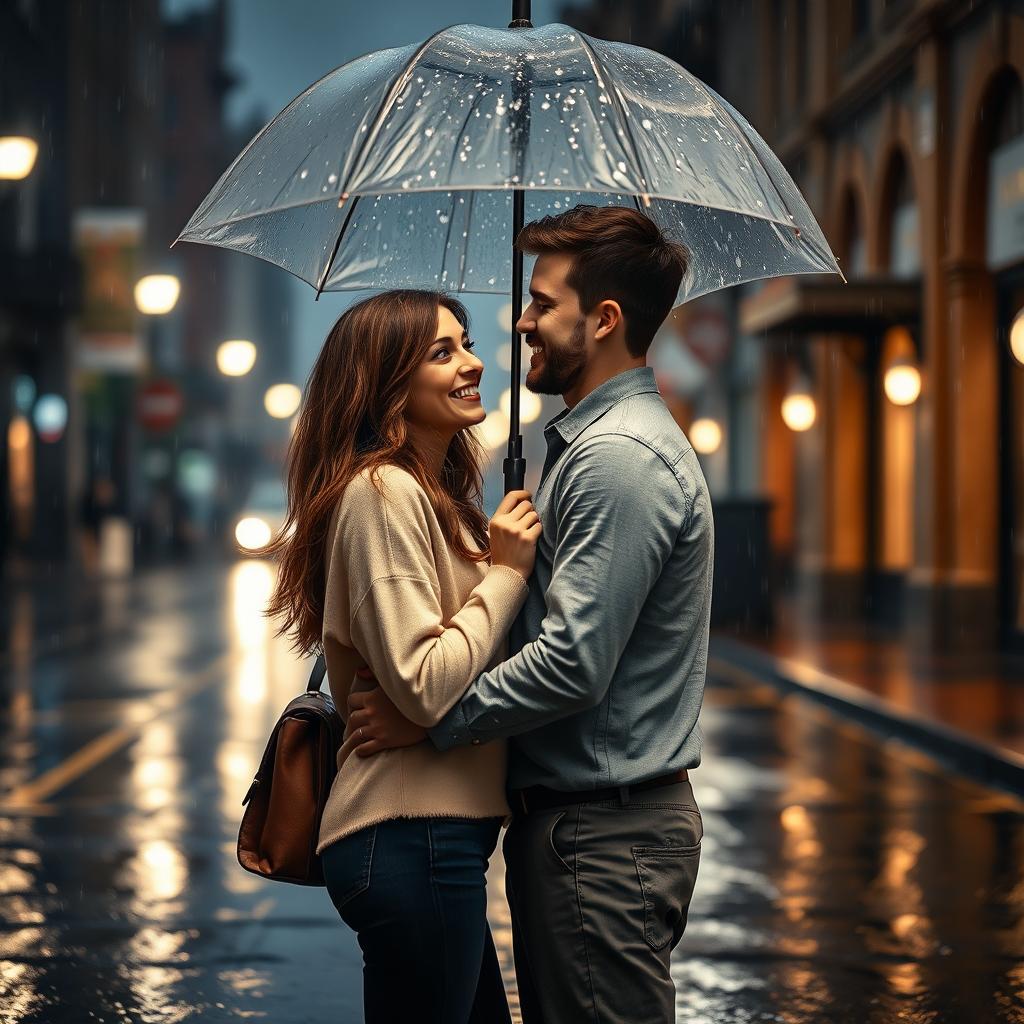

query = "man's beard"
[{"left": 526, "top": 318, "right": 587, "bottom": 396}]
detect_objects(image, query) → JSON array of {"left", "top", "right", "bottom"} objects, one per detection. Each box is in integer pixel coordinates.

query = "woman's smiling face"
[{"left": 404, "top": 304, "right": 486, "bottom": 436}]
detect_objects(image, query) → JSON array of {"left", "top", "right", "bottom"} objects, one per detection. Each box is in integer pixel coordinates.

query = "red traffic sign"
[{"left": 138, "top": 379, "right": 184, "bottom": 432}]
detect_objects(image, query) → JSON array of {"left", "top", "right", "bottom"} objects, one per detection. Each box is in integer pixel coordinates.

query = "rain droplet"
[
  {"left": 327, "top": 173, "right": 337, "bottom": 184},
  {"left": 541, "top": 101, "right": 551, "bottom": 111},
  {"left": 299, "top": 169, "right": 309, "bottom": 179},
  {"left": 554, "top": 67, "right": 564, "bottom": 76},
  {"left": 424, "top": 127, "right": 434, "bottom": 137},
  {"left": 735, "top": 256, "right": 742, "bottom": 268},
  {"left": 641, "top": 119, "right": 653, "bottom": 130},
  {"left": 439, "top": 213, "right": 449, "bottom": 224}
]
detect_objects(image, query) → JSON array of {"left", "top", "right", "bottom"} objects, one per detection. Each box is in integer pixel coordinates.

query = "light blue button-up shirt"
[{"left": 429, "top": 366, "right": 713, "bottom": 791}]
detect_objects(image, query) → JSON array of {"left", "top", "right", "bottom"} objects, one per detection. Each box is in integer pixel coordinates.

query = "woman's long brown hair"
[{"left": 259, "top": 290, "right": 490, "bottom": 656}]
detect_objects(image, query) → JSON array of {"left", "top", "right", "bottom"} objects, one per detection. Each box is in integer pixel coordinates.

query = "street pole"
[{"left": 504, "top": 0, "right": 532, "bottom": 493}]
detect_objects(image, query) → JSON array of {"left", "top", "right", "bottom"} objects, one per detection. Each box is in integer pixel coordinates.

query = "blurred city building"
[
  {"left": 0, "top": 0, "right": 293, "bottom": 575},
  {"left": 565, "top": 0, "right": 1024, "bottom": 655}
]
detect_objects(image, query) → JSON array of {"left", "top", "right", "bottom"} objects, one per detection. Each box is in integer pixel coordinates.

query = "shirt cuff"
[{"left": 428, "top": 699, "right": 477, "bottom": 751}]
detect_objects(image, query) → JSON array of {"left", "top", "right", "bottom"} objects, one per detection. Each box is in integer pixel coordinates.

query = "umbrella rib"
[
  {"left": 697, "top": 88, "right": 799, "bottom": 230},
  {"left": 457, "top": 189, "right": 476, "bottom": 292},
  {"left": 575, "top": 33, "right": 651, "bottom": 197},
  {"left": 316, "top": 194, "right": 361, "bottom": 296},
  {"left": 342, "top": 26, "right": 451, "bottom": 192},
  {"left": 315, "top": 25, "right": 452, "bottom": 296},
  {"left": 267, "top": 141, "right": 319, "bottom": 212}
]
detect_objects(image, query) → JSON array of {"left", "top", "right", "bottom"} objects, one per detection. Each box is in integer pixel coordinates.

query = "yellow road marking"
[{"left": 0, "top": 653, "right": 232, "bottom": 809}]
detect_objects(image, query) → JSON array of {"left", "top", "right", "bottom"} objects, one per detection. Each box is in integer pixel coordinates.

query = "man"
[{"left": 349, "top": 205, "right": 713, "bottom": 1023}]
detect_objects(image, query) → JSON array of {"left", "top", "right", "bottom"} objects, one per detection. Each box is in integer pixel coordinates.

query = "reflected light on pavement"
[{"left": 230, "top": 561, "right": 274, "bottom": 706}]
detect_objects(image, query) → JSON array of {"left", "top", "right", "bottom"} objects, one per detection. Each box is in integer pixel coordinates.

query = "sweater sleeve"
[{"left": 332, "top": 469, "right": 529, "bottom": 728}]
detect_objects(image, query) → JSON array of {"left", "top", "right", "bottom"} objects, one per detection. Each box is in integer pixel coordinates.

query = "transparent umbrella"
[{"left": 176, "top": 2, "right": 841, "bottom": 488}]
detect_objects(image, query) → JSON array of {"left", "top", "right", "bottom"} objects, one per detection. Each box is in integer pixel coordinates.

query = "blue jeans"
[{"left": 321, "top": 817, "right": 511, "bottom": 1024}]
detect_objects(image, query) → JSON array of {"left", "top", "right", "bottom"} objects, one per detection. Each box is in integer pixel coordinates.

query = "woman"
[{"left": 261, "top": 289, "right": 540, "bottom": 1023}]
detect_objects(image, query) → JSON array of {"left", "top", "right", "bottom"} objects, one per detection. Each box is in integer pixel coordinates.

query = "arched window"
[
  {"left": 885, "top": 154, "right": 919, "bottom": 279},
  {"left": 841, "top": 190, "right": 867, "bottom": 278}
]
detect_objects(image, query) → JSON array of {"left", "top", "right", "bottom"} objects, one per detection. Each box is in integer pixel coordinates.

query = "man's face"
[{"left": 517, "top": 253, "right": 588, "bottom": 397}]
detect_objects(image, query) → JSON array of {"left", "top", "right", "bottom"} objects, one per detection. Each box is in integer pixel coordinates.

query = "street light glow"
[
  {"left": 500, "top": 386, "right": 542, "bottom": 425},
  {"left": 884, "top": 363, "right": 921, "bottom": 406},
  {"left": 134, "top": 275, "right": 180, "bottom": 315},
  {"left": 690, "top": 417, "right": 723, "bottom": 454},
  {"left": 0, "top": 136, "right": 38, "bottom": 180},
  {"left": 235, "top": 517, "right": 272, "bottom": 551},
  {"left": 264, "top": 383, "right": 302, "bottom": 419},
  {"left": 1012, "top": 308, "right": 1024, "bottom": 367},
  {"left": 217, "top": 339, "right": 257, "bottom": 376},
  {"left": 473, "top": 409, "right": 511, "bottom": 451},
  {"left": 8, "top": 415, "right": 31, "bottom": 452},
  {"left": 781, "top": 391, "right": 816, "bottom": 432}
]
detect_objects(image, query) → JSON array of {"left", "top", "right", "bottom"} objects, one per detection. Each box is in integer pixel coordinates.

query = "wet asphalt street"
[{"left": 1, "top": 560, "right": 1022, "bottom": 1024}]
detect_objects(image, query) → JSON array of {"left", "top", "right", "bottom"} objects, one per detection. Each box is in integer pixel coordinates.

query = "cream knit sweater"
[{"left": 315, "top": 464, "right": 529, "bottom": 855}]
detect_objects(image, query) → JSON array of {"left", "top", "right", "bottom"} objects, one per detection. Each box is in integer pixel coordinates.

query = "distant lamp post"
[
  {"left": 883, "top": 355, "right": 921, "bottom": 406},
  {"left": 781, "top": 384, "right": 816, "bottom": 432},
  {"left": 134, "top": 274, "right": 180, "bottom": 315},
  {"left": 1011, "top": 307, "right": 1024, "bottom": 367},
  {"left": 690, "top": 417, "right": 723, "bottom": 454},
  {"left": 0, "top": 136, "right": 38, "bottom": 180},
  {"left": 217, "top": 339, "right": 257, "bottom": 376},
  {"left": 500, "top": 386, "right": 542, "bottom": 425},
  {"left": 264, "top": 383, "right": 302, "bottom": 419}
]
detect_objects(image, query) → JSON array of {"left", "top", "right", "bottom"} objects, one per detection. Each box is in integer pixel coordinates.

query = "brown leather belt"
[{"left": 511, "top": 769, "right": 689, "bottom": 815}]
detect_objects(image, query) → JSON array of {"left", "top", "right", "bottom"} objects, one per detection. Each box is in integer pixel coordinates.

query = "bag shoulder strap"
[{"left": 306, "top": 652, "right": 327, "bottom": 694}]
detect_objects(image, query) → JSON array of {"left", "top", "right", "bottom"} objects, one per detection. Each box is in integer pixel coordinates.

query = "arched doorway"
[
  {"left": 987, "top": 71, "right": 1024, "bottom": 648},
  {"left": 875, "top": 150, "right": 921, "bottom": 621}
]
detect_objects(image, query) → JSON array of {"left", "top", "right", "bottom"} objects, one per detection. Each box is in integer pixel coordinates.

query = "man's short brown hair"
[{"left": 516, "top": 205, "right": 688, "bottom": 357}]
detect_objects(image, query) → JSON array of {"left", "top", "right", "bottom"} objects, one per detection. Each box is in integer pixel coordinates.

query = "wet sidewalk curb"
[{"left": 709, "top": 634, "right": 1024, "bottom": 797}]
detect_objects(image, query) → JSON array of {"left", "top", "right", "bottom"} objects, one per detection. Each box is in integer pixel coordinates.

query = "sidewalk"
[{"left": 710, "top": 597, "right": 1024, "bottom": 795}]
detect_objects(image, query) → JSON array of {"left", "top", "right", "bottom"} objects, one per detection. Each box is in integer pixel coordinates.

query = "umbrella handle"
[{"left": 503, "top": 437, "right": 526, "bottom": 493}]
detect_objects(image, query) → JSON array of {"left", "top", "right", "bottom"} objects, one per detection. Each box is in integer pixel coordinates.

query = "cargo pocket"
[{"left": 631, "top": 842, "right": 701, "bottom": 951}]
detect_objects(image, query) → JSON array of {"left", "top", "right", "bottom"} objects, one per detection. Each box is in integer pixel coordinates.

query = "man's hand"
[{"left": 347, "top": 669, "right": 427, "bottom": 756}]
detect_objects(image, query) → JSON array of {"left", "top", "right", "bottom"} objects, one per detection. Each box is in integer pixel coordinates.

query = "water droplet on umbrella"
[{"left": 641, "top": 119, "right": 653, "bottom": 130}]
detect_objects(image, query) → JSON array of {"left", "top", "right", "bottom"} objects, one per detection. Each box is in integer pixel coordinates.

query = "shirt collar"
[{"left": 543, "top": 366, "right": 660, "bottom": 445}]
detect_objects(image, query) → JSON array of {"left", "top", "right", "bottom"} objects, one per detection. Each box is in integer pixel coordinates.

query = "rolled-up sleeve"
[{"left": 429, "top": 435, "right": 687, "bottom": 750}]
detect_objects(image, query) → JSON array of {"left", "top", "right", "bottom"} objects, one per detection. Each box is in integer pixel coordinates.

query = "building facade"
[{"left": 563, "top": 0, "right": 1022, "bottom": 652}]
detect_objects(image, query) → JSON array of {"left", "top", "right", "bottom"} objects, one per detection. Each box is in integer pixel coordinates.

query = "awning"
[{"left": 739, "top": 276, "right": 920, "bottom": 336}]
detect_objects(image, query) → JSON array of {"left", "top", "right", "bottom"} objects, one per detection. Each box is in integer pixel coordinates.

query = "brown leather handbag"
[{"left": 237, "top": 654, "right": 344, "bottom": 885}]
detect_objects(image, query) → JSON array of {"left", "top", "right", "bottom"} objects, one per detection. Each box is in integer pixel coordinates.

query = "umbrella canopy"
[
  {"left": 177, "top": 22, "right": 839, "bottom": 303},
  {"left": 177, "top": 17, "right": 841, "bottom": 489}
]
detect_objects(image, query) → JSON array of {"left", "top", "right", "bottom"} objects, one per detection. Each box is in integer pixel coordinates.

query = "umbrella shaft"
[
  {"left": 510, "top": 0, "right": 531, "bottom": 27},
  {"left": 504, "top": 186, "right": 527, "bottom": 494}
]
